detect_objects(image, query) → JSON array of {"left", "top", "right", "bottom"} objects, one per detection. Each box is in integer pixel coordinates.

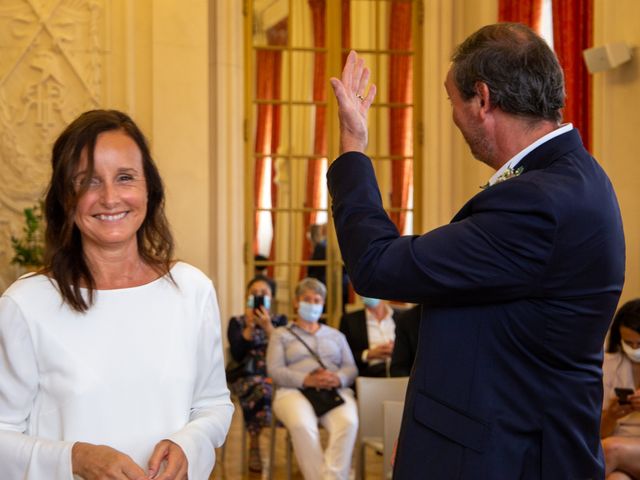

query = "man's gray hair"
[
  {"left": 295, "top": 277, "right": 327, "bottom": 300},
  {"left": 451, "top": 22, "right": 565, "bottom": 123}
]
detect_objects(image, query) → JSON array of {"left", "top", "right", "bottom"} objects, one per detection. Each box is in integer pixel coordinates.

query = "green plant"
[{"left": 11, "top": 202, "right": 45, "bottom": 267}]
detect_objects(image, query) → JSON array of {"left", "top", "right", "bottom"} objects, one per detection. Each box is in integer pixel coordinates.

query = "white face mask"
[
  {"left": 622, "top": 341, "right": 640, "bottom": 363},
  {"left": 298, "top": 301, "right": 323, "bottom": 323}
]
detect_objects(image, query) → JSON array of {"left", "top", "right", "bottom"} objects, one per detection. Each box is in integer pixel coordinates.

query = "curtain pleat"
[
  {"left": 388, "top": 2, "right": 413, "bottom": 234},
  {"left": 498, "top": 0, "right": 543, "bottom": 31},
  {"left": 552, "top": 0, "right": 592, "bottom": 151}
]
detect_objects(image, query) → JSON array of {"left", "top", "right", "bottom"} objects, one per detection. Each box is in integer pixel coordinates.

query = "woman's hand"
[
  {"left": 147, "top": 440, "right": 188, "bottom": 480},
  {"left": 303, "top": 369, "right": 341, "bottom": 389},
  {"left": 254, "top": 306, "right": 274, "bottom": 335},
  {"left": 605, "top": 397, "right": 633, "bottom": 420},
  {"left": 72, "top": 442, "right": 149, "bottom": 480},
  {"left": 330, "top": 50, "right": 377, "bottom": 154}
]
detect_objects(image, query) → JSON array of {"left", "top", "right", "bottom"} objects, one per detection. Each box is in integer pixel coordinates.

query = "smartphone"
[
  {"left": 253, "top": 295, "right": 265, "bottom": 311},
  {"left": 615, "top": 387, "right": 634, "bottom": 405}
]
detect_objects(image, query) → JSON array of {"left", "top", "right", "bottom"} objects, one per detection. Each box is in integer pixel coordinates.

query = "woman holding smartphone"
[
  {"left": 601, "top": 299, "right": 640, "bottom": 479},
  {"left": 227, "top": 275, "right": 286, "bottom": 473}
]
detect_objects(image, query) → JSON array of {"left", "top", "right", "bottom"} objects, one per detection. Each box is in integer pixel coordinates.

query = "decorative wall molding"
[{"left": 0, "top": 0, "right": 106, "bottom": 290}]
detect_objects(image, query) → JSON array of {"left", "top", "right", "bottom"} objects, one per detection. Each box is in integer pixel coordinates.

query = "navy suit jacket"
[{"left": 327, "top": 129, "right": 625, "bottom": 479}]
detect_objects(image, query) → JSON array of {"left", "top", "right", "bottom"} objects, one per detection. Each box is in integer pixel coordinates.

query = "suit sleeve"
[{"left": 327, "top": 152, "right": 557, "bottom": 306}]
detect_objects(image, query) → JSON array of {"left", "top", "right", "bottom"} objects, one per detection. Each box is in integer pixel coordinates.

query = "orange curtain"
[
  {"left": 254, "top": 22, "right": 287, "bottom": 270},
  {"left": 300, "top": 0, "right": 328, "bottom": 279},
  {"left": 498, "top": 0, "right": 543, "bottom": 31},
  {"left": 388, "top": 2, "right": 413, "bottom": 234},
  {"left": 552, "top": 0, "right": 593, "bottom": 151}
]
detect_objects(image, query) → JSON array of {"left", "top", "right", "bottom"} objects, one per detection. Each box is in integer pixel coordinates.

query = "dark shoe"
[{"left": 249, "top": 447, "right": 262, "bottom": 473}]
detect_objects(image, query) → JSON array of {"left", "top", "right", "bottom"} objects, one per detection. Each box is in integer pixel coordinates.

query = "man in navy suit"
[{"left": 327, "top": 23, "right": 625, "bottom": 479}]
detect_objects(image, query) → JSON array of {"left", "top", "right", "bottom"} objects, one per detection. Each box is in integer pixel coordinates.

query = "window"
[{"left": 245, "top": 0, "right": 422, "bottom": 324}]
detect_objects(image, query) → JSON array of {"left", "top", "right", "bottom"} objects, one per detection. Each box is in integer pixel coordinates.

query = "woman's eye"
[
  {"left": 117, "top": 174, "right": 134, "bottom": 182},
  {"left": 88, "top": 177, "right": 101, "bottom": 187}
]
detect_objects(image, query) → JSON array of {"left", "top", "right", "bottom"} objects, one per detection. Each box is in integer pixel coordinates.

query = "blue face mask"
[
  {"left": 298, "top": 301, "right": 323, "bottom": 323},
  {"left": 362, "top": 297, "right": 381, "bottom": 308},
  {"left": 247, "top": 295, "right": 271, "bottom": 310}
]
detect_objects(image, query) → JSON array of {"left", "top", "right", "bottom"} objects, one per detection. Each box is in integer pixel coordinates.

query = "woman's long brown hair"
[{"left": 43, "top": 110, "right": 174, "bottom": 312}]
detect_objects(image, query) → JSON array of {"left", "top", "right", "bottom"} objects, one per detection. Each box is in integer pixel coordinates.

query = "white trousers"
[{"left": 273, "top": 387, "right": 358, "bottom": 480}]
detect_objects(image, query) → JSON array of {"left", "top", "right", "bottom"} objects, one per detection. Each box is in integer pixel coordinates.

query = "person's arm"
[
  {"left": 328, "top": 51, "right": 556, "bottom": 306},
  {"left": 339, "top": 313, "right": 366, "bottom": 374},
  {"left": 0, "top": 296, "right": 76, "bottom": 479},
  {"left": 266, "top": 328, "right": 308, "bottom": 388},
  {"left": 227, "top": 316, "right": 252, "bottom": 362},
  {"left": 165, "top": 286, "right": 234, "bottom": 480},
  {"left": 390, "top": 313, "right": 412, "bottom": 377}
]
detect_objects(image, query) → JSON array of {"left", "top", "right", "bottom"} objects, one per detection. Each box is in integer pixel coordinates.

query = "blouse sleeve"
[
  {"left": 167, "top": 285, "right": 234, "bottom": 480},
  {"left": 0, "top": 296, "right": 75, "bottom": 479}
]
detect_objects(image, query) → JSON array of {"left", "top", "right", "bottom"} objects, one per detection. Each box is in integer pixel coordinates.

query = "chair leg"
[
  {"left": 268, "top": 412, "right": 277, "bottom": 480},
  {"left": 286, "top": 431, "right": 292, "bottom": 480},
  {"left": 358, "top": 443, "right": 366, "bottom": 480},
  {"left": 240, "top": 421, "right": 247, "bottom": 478}
]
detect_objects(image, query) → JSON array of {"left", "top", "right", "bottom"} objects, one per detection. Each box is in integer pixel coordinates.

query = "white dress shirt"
[
  {"left": 363, "top": 303, "right": 396, "bottom": 365},
  {"left": 488, "top": 123, "right": 574, "bottom": 186}
]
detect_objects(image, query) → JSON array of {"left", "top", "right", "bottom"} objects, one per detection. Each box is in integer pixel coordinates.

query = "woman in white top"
[
  {"left": 0, "top": 110, "right": 233, "bottom": 480},
  {"left": 267, "top": 277, "right": 358, "bottom": 480},
  {"left": 602, "top": 299, "right": 640, "bottom": 479}
]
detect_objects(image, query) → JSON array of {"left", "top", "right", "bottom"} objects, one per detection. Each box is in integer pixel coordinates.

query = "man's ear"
[{"left": 475, "top": 81, "right": 491, "bottom": 112}]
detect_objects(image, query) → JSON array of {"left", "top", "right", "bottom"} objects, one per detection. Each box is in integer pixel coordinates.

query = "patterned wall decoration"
[{"left": 0, "top": 0, "right": 106, "bottom": 291}]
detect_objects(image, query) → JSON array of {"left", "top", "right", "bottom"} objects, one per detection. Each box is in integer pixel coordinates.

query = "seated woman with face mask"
[
  {"left": 266, "top": 277, "right": 358, "bottom": 480},
  {"left": 227, "top": 275, "right": 286, "bottom": 473},
  {"left": 601, "top": 299, "right": 640, "bottom": 479}
]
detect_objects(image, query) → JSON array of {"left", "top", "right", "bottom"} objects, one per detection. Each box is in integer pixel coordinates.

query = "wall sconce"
[{"left": 583, "top": 42, "right": 632, "bottom": 73}]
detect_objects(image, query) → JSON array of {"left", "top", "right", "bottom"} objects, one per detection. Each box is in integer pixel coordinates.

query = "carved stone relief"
[{"left": 0, "top": 0, "right": 105, "bottom": 291}]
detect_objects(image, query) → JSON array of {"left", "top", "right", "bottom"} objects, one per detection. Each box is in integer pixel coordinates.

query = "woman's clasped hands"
[{"left": 72, "top": 440, "right": 188, "bottom": 480}]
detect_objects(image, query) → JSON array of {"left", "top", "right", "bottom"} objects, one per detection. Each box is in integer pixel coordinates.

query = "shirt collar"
[
  {"left": 487, "top": 123, "right": 573, "bottom": 187},
  {"left": 364, "top": 303, "right": 394, "bottom": 324}
]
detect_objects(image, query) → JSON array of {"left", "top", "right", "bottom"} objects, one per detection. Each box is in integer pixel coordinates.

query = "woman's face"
[
  {"left": 73, "top": 130, "right": 148, "bottom": 253},
  {"left": 249, "top": 280, "right": 272, "bottom": 299},
  {"left": 294, "top": 288, "right": 325, "bottom": 310},
  {"left": 620, "top": 325, "right": 640, "bottom": 349}
]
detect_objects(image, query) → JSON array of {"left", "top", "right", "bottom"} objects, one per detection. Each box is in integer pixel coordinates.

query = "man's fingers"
[
  {"left": 342, "top": 50, "right": 357, "bottom": 91},
  {"left": 330, "top": 78, "right": 349, "bottom": 107},
  {"left": 363, "top": 83, "right": 377, "bottom": 109}
]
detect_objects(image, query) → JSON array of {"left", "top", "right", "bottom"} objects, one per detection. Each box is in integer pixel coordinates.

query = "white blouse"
[
  {"left": 603, "top": 351, "right": 640, "bottom": 437},
  {"left": 0, "top": 262, "right": 233, "bottom": 479}
]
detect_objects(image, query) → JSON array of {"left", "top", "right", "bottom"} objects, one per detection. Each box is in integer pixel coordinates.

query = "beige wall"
[
  {"left": 1, "top": 0, "right": 638, "bottom": 317},
  {"left": 592, "top": 0, "right": 640, "bottom": 304}
]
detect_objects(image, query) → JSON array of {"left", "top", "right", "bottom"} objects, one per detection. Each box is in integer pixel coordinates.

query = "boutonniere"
[{"left": 480, "top": 165, "right": 524, "bottom": 190}]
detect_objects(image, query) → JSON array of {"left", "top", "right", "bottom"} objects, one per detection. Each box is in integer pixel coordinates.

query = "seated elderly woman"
[
  {"left": 266, "top": 277, "right": 358, "bottom": 480},
  {"left": 601, "top": 299, "right": 640, "bottom": 479}
]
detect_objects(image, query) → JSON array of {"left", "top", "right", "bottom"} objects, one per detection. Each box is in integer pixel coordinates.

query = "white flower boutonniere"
[{"left": 480, "top": 165, "right": 524, "bottom": 190}]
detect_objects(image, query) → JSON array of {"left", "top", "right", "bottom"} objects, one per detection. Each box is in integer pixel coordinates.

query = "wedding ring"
[{"left": 356, "top": 94, "right": 365, "bottom": 102}]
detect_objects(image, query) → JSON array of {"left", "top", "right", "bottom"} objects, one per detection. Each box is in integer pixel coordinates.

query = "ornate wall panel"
[{"left": 0, "top": 0, "right": 106, "bottom": 290}]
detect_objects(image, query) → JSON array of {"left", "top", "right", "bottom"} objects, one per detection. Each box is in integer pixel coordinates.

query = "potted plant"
[{"left": 11, "top": 202, "right": 45, "bottom": 271}]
